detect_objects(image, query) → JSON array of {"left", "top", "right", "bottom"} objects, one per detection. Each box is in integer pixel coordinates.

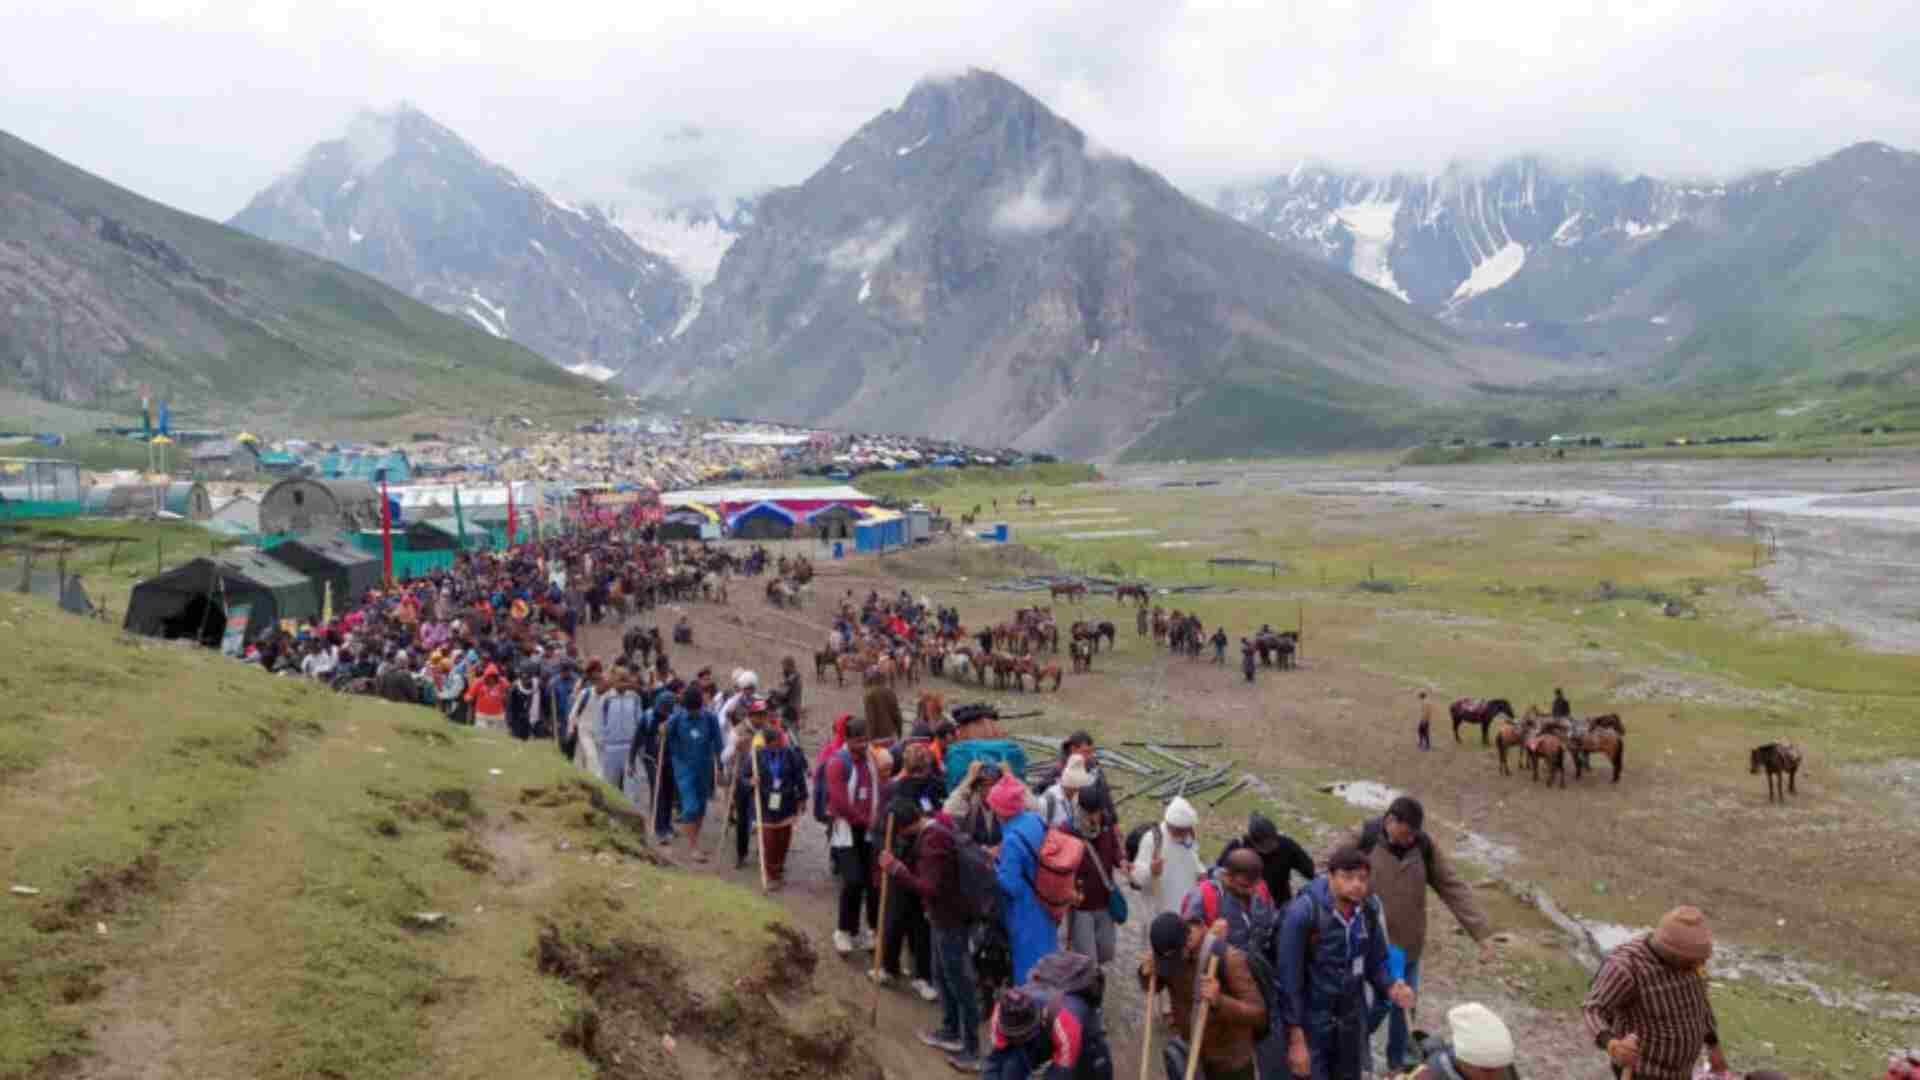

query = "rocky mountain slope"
[
  {"left": 647, "top": 70, "right": 1553, "bottom": 460},
  {"left": 1220, "top": 143, "right": 1920, "bottom": 383},
  {"left": 230, "top": 105, "right": 690, "bottom": 382},
  {"left": 0, "top": 128, "right": 599, "bottom": 427}
]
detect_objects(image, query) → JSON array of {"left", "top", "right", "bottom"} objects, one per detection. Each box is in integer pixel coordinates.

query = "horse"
[
  {"left": 1751, "top": 742, "right": 1801, "bottom": 803},
  {"left": 813, "top": 650, "right": 837, "bottom": 679},
  {"left": 1030, "top": 660, "right": 1063, "bottom": 692},
  {"left": 1049, "top": 581, "right": 1087, "bottom": 603},
  {"left": 1069, "top": 638, "right": 1094, "bottom": 673},
  {"left": 1115, "top": 584, "right": 1150, "bottom": 606},
  {"left": 1493, "top": 716, "right": 1535, "bottom": 777},
  {"left": 1451, "top": 698, "right": 1515, "bottom": 745},
  {"left": 1529, "top": 732, "right": 1569, "bottom": 787},
  {"left": 1094, "top": 621, "right": 1117, "bottom": 652},
  {"left": 916, "top": 691, "right": 945, "bottom": 730}
]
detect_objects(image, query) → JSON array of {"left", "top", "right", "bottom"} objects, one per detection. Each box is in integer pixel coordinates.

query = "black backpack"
[{"left": 931, "top": 818, "right": 1002, "bottom": 925}]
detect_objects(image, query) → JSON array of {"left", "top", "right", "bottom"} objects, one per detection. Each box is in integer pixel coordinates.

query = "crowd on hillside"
[{"left": 226, "top": 528, "right": 1781, "bottom": 1080}]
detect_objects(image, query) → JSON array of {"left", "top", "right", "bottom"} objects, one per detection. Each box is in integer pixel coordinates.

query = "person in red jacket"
[
  {"left": 464, "top": 663, "right": 509, "bottom": 730},
  {"left": 826, "top": 718, "right": 879, "bottom": 956}
]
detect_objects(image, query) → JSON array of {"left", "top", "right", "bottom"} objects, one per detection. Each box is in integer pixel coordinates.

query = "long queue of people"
[{"left": 231, "top": 532, "right": 1768, "bottom": 1080}]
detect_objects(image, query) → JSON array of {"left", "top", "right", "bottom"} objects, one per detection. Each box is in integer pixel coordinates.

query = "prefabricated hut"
[
  {"left": 805, "top": 503, "right": 861, "bottom": 540},
  {"left": 658, "top": 503, "right": 720, "bottom": 542},
  {"left": 854, "top": 507, "right": 907, "bottom": 552},
  {"left": 258, "top": 478, "right": 382, "bottom": 537},
  {"left": 83, "top": 481, "right": 212, "bottom": 520},
  {"left": 265, "top": 531, "right": 381, "bottom": 613},
  {"left": 124, "top": 548, "right": 317, "bottom": 647},
  {"left": 726, "top": 502, "right": 797, "bottom": 540}
]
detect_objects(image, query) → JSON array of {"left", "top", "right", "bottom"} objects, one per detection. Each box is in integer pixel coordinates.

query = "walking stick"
[
  {"left": 751, "top": 742, "right": 771, "bottom": 892},
  {"left": 1139, "top": 971, "right": 1157, "bottom": 1080},
  {"left": 1183, "top": 950, "right": 1220, "bottom": 1080},
  {"left": 869, "top": 813, "right": 898, "bottom": 1026},
  {"left": 652, "top": 719, "right": 671, "bottom": 841}
]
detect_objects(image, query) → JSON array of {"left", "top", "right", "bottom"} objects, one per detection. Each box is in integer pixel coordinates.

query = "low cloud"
[{"left": 990, "top": 166, "right": 1074, "bottom": 234}]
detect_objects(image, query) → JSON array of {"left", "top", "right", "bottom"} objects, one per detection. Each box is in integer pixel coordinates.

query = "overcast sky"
[{"left": 6, "top": 0, "right": 1920, "bottom": 221}]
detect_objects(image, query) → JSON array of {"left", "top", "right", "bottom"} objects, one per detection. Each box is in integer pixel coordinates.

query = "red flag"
[
  {"left": 506, "top": 483, "right": 518, "bottom": 548},
  {"left": 380, "top": 479, "right": 394, "bottom": 586}
]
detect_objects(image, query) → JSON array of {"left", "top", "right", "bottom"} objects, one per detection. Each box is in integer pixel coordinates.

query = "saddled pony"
[
  {"left": 813, "top": 649, "right": 837, "bottom": 679},
  {"left": 1027, "top": 659, "right": 1063, "bottom": 692},
  {"left": 1572, "top": 713, "right": 1626, "bottom": 783},
  {"left": 1094, "top": 621, "right": 1117, "bottom": 652},
  {"left": 915, "top": 691, "right": 946, "bottom": 730},
  {"left": 1493, "top": 716, "right": 1535, "bottom": 777},
  {"left": 1115, "top": 584, "right": 1150, "bottom": 606},
  {"left": 1048, "top": 581, "right": 1087, "bottom": 603},
  {"left": 1451, "top": 698, "right": 1515, "bottom": 745},
  {"left": 1069, "top": 638, "right": 1094, "bottom": 673},
  {"left": 1529, "top": 731, "right": 1569, "bottom": 788},
  {"left": 1750, "top": 742, "right": 1802, "bottom": 803}
]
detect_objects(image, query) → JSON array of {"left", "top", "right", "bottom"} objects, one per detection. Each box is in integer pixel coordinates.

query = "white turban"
[
  {"left": 1163, "top": 796, "right": 1198, "bottom": 829},
  {"left": 1448, "top": 1003, "right": 1515, "bottom": 1069},
  {"left": 735, "top": 670, "right": 758, "bottom": 690}
]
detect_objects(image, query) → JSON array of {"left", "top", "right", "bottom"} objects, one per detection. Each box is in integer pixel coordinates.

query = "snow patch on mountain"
[
  {"left": 1552, "top": 211, "right": 1586, "bottom": 246},
  {"left": 1332, "top": 199, "right": 1408, "bottom": 302},
  {"left": 565, "top": 362, "right": 619, "bottom": 382},
  {"left": 465, "top": 306, "right": 505, "bottom": 338},
  {"left": 348, "top": 227, "right": 364, "bottom": 245},
  {"left": 897, "top": 134, "right": 931, "bottom": 156},
  {"left": 1450, "top": 242, "right": 1526, "bottom": 304},
  {"left": 468, "top": 289, "right": 508, "bottom": 331},
  {"left": 615, "top": 210, "right": 736, "bottom": 293}
]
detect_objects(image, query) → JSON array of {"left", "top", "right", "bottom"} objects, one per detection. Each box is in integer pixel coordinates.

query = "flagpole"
[
  {"left": 380, "top": 479, "right": 395, "bottom": 587},
  {"left": 453, "top": 486, "right": 467, "bottom": 554}
]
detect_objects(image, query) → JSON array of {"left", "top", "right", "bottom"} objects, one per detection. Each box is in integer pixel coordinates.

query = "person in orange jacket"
[{"left": 465, "top": 663, "right": 510, "bottom": 730}]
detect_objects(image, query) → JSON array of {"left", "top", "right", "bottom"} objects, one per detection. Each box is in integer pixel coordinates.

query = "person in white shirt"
[
  {"left": 1128, "top": 796, "right": 1204, "bottom": 921},
  {"left": 718, "top": 670, "right": 757, "bottom": 731}
]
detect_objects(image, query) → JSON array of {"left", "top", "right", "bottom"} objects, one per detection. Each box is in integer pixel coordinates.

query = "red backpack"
[{"left": 1032, "top": 826, "right": 1086, "bottom": 922}]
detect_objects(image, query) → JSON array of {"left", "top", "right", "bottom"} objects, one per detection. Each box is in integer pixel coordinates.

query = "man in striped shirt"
[{"left": 1583, "top": 906, "right": 1732, "bottom": 1080}]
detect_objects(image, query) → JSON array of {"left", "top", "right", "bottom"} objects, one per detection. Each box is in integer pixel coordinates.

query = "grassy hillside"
[
  {"left": 0, "top": 130, "right": 607, "bottom": 433},
  {"left": 0, "top": 600, "right": 864, "bottom": 1079}
]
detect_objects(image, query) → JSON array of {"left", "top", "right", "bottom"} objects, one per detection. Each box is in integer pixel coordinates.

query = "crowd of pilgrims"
[{"left": 224, "top": 529, "right": 1760, "bottom": 1080}]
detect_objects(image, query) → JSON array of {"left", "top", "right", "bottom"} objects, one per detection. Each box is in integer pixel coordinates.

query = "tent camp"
[
  {"left": 727, "top": 501, "right": 796, "bottom": 539},
  {"left": 658, "top": 503, "right": 720, "bottom": 541},
  {"left": 266, "top": 531, "right": 381, "bottom": 613},
  {"left": 125, "top": 549, "right": 317, "bottom": 647},
  {"left": 258, "top": 478, "right": 382, "bottom": 537},
  {"left": 83, "top": 481, "right": 212, "bottom": 520},
  {"left": 405, "top": 517, "right": 491, "bottom": 552},
  {"left": 805, "top": 503, "right": 860, "bottom": 540}
]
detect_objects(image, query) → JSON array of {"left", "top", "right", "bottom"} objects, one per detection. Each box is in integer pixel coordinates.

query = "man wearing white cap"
[
  {"left": 1406, "top": 1003, "right": 1516, "bottom": 1079},
  {"left": 1129, "top": 796, "right": 1205, "bottom": 922}
]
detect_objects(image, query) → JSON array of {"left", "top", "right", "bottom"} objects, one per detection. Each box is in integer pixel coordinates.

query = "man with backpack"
[
  {"left": 1277, "top": 845, "right": 1414, "bottom": 1080},
  {"left": 826, "top": 718, "right": 881, "bottom": 955},
  {"left": 1215, "top": 812, "right": 1316, "bottom": 907},
  {"left": 748, "top": 715, "right": 808, "bottom": 890},
  {"left": 1336, "top": 796, "right": 1494, "bottom": 1075},
  {"left": 983, "top": 951, "right": 1114, "bottom": 1080},
  {"left": 1139, "top": 908, "right": 1268, "bottom": 1080},
  {"left": 881, "top": 793, "right": 1000, "bottom": 1071}
]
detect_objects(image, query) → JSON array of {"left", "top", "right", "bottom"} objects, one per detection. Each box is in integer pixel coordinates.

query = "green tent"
[{"left": 124, "top": 548, "right": 316, "bottom": 647}]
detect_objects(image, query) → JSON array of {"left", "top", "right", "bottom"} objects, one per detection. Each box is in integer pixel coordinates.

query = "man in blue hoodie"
[
  {"left": 667, "top": 684, "right": 722, "bottom": 862},
  {"left": 1275, "top": 844, "right": 1414, "bottom": 1080}
]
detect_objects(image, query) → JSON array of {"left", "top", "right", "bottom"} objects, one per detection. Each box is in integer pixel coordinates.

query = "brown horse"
[
  {"left": 1529, "top": 732, "right": 1569, "bottom": 787},
  {"left": 1030, "top": 660, "right": 1063, "bottom": 692},
  {"left": 1069, "top": 638, "right": 1094, "bottom": 673},
  {"left": 1572, "top": 729, "right": 1625, "bottom": 783},
  {"left": 1115, "top": 584, "right": 1150, "bottom": 606},
  {"left": 1493, "top": 717, "right": 1535, "bottom": 776},
  {"left": 1049, "top": 581, "right": 1087, "bottom": 603},
  {"left": 1451, "top": 698, "right": 1515, "bottom": 745},
  {"left": 1751, "top": 742, "right": 1801, "bottom": 803},
  {"left": 813, "top": 650, "right": 837, "bottom": 679}
]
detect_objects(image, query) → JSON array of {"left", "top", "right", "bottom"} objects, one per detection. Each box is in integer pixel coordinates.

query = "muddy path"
[{"left": 580, "top": 555, "right": 1642, "bottom": 1078}]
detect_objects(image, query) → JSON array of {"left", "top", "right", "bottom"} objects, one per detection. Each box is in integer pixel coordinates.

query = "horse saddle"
[
  {"left": 1456, "top": 698, "right": 1484, "bottom": 713},
  {"left": 1524, "top": 735, "right": 1545, "bottom": 753}
]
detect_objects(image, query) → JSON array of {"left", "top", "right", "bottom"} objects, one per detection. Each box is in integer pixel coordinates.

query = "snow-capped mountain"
[
  {"left": 605, "top": 201, "right": 752, "bottom": 340},
  {"left": 229, "top": 105, "right": 691, "bottom": 379},
  {"left": 1219, "top": 143, "right": 1920, "bottom": 371}
]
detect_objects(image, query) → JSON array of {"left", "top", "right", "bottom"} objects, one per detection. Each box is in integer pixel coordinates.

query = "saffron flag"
[{"left": 380, "top": 479, "right": 395, "bottom": 586}]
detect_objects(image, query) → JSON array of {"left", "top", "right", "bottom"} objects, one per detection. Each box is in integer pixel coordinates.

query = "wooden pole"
[
  {"left": 1183, "top": 950, "right": 1220, "bottom": 1080},
  {"left": 870, "top": 812, "right": 899, "bottom": 1025},
  {"left": 751, "top": 738, "right": 771, "bottom": 892},
  {"left": 1139, "top": 971, "right": 1158, "bottom": 1080},
  {"left": 652, "top": 718, "right": 671, "bottom": 839}
]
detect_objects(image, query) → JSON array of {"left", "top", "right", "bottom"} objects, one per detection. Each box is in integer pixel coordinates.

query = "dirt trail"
[{"left": 581, "top": 555, "right": 1627, "bottom": 1078}]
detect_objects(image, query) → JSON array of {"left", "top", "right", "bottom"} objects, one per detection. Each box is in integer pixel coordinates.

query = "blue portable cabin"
[{"left": 853, "top": 507, "right": 906, "bottom": 552}]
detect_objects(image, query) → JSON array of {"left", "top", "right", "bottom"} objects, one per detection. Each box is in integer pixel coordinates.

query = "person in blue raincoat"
[
  {"left": 596, "top": 673, "right": 644, "bottom": 798},
  {"left": 667, "top": 683, "right": 723, "bottom": 862},
  {"left": 989, "top": 772, "right": 1058, "bottom": 985}
]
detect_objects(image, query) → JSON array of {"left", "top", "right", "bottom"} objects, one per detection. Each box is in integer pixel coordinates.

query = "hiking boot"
[
  {"left": 945, "top": 1051, "right": 984, "bottom": 1073},
  {"left": 832, "top": 931, "right": 854, "bottom": 955},
  {"left": 867, "top": 968, "right": 893, "bottom": 985},
  {"left": 918, "top": 1030, "right": 964, "bottom": 1053},
  {"left": 911, "top": 978, "right": 940, "bottom": 1002},
  {"left": 854, "top": 929, "right": 876, "bottom": 951}
]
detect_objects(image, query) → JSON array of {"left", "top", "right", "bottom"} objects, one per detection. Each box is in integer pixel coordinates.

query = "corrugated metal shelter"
[
  {"left": 83, "top": 482, "right": 212, "bottom": 520},
  {"left": 319, "top": 450, "right": 413, "bottom": 484},
  {"left": 266, "top": 531, "right": 381, "bottom": 612},
  {"left": 0, "top": 459, "right": 83, "bottom": 520},
  {"left": 124, "top": 549, "right": 316, "bottom": 646},
  {"left": 905, "top": 506, "right": 933, "bottom": 544},
  {"left": 258, "top": 478, "right": 381, "bottom": 536},
  {"left": 211, "top": 494, "right": 260, "bottom": 531}
]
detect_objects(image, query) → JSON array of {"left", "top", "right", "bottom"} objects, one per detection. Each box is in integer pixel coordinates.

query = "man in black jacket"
[{"left": 1214, "top": 812, "right": 1315, "bottom": 905}]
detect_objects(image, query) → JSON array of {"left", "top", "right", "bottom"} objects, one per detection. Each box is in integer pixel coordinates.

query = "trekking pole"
[
  {"left": 751, "top": 744, "right": 771, "bottom": 892},
  {"left": 1139, "top": 971, "right": 1157, "bottom": 1080},
  {"left": 869, "top": 813, "right": 898, "bottom": 1026},
  {"left": 1183, "top": 949, "right": 1220, "bottom": 1080},
  {"left": 653, "top": 720, "right": 671, "bottom": 843}
]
